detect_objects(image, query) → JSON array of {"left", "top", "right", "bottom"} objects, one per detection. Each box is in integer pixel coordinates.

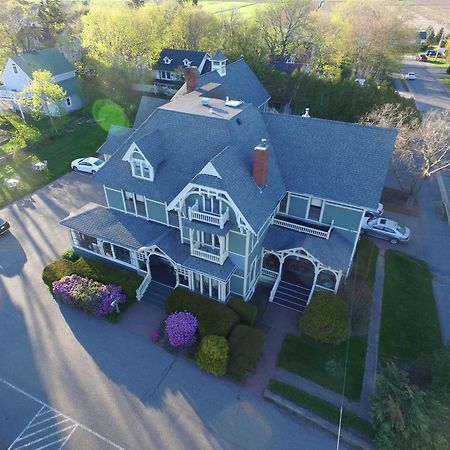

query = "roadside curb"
[
  {"left": 436, "top": 173, "right": 450, "bottom": 229},
  {"left": 263, "top": 389, "right": 375, "bottom": 450}
]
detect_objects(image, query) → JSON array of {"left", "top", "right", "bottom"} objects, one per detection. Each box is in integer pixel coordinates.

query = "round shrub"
[
  {"left": 165, "top": 311, "right": 199, "bottom": 347},
  {"left": 227, "top": 297, "right": 258, "bottom": 326},
  {"left": 42, "top": 259, "right": 75, "bottom": 288},
  {"left": 196, "top": 335, "right": 229, "bottom": 376},
  {"left": 299, "top": 292, "right": 350, "bottom": 345},
  {"left": 61, "top": 247, "right": 79, "bottom": 262}
]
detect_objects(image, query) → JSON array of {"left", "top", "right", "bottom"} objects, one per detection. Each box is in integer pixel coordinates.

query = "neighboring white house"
[{"left": 0, "top": 48, "right": 83, "bottom": 117}]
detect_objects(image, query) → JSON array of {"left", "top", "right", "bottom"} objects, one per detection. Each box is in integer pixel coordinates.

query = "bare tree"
[{"left": 362, "top": 105, "right": 450, "bottom": 196}]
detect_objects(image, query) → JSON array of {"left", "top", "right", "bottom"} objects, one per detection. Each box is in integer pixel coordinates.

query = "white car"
[
  {"left": 71, "top": 157, "right": 105, "bottom": 174},
  {"left": 361, "top": 217, "right": 410, "bottom": 244},
  {"left": 406, "top": 72, "right": 415, "bottom": 80}
]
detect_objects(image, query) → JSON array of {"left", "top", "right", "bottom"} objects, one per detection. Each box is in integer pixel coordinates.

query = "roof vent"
[
  {"left": 225, "top": 99, "right": 243, "bottom": 108},
  {"left": 201, "top": 97, "right": 211, "bottom": 106},
  {"left": 302, "top": 108, "right": 310, "bottom": 118}
]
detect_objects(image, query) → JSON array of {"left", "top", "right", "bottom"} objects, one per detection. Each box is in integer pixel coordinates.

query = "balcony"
[
  {"left": 273, "top": 213, "right": 333, "bottom": 239},
  {"left": 191, "top": 241, "right": 228, "bottom": 265},
  {"left": 188, "top": 201, "right": 229, "bottom": 229}
]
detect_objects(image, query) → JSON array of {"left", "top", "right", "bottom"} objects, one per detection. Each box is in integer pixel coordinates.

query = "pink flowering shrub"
[
  {"left": 165, "top": 311, "right": 199, "bottom": 347},
  {"left": 52, "top": 274, "right": 126, "bottom": 316},
  {"left": 151, "top": 328, "right": 160, "bottom": 343}
]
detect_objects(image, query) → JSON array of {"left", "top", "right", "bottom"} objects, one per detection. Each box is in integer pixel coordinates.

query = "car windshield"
[
  {"left": 93, "top": 160, "right": 103, "bottom": 166},
  {"left": 367, "top": 218, "right": 378, "bottom": 226},
  {"left": 396, "top": 225, "right": 407, "bottom": 234}
]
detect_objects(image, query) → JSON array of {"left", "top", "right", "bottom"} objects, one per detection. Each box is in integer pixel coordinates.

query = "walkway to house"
[{"left": 245, "top": 249, "right": 387, "bottom": 422}]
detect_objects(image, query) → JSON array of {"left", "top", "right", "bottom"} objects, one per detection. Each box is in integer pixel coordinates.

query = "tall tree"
[
  {"left": 20, "top": 70, "right": 66, "bottom": 133},
  {"left": 257, "top": 0, "right": 314, "bottom": 61},
  {"left": 37, "top": 0, "right": 65, "bottom": 44}
]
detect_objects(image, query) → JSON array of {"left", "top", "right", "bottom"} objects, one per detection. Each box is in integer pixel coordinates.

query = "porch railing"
[
  {"left": 269, "top": 275, "right": 282, "bottom": 302},
  {"left": 261, "top": 268, "right": 278, "bottom": 279},
  {"left": 314, "top": 284, "right": 335, "bottom": 293},
  {"left": 191, "top": 242, "right": 228, "bottom": 265},
  {"left": 136, "top": 273, "right": 152, "bottom": 301},
  {"left": 188, "top": 201, "right": 229, "bottom": 229},
  {"left": 272, "top": 216, "right": 333, "bottom": 239}
]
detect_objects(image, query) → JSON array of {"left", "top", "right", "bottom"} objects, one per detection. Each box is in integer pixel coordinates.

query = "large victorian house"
[{"left": 61, "top": 54, "right": 396, "bottom": 312}]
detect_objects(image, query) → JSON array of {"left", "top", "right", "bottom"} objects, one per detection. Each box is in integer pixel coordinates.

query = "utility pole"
[{"left": 434, "top": 22, "right": 447, "bottom": 62}]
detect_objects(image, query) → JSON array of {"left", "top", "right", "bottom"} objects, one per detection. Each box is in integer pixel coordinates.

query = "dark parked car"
[
  {"left": 416, "top": 54, "right": 428, "bottom": 62},
  {"left": 425, "top": 49, "right": 437, "bottom": 57},
  {"left": 0, "top": 218, "right": 10, "bottom": 236}
]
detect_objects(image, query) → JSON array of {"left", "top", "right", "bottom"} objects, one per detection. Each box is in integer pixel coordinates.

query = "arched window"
[{"left": 317, "top": 270, "right": 337, "bottom": 290}]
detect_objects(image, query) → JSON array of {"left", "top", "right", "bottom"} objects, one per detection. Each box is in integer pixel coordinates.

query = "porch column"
[
  {"left": 308, "top": 267, "right": 319, "bottom": 305},
  {"left": 334, "top": 270, "right": 343, "bottom": 293}
]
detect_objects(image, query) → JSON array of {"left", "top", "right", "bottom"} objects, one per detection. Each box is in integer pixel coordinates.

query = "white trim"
[{"left": 198, "top": 162, "right": 222, "bottom": 179}]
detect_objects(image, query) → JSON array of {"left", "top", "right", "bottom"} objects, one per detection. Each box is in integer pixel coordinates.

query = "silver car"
[{"left": 361, "top": 217, "right": 410, "bottom": 244}]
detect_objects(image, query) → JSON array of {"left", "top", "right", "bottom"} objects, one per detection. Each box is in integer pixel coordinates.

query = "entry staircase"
[
  {"left": 141, "top": 281, "right": 173, "bottom": 309},
  {"left": 272, "top": 280, "right": 311, "bottom": 313}
]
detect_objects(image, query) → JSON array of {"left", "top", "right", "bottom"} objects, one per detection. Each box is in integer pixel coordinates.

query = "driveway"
[{"left": 0, "top": 173, "right": 346, "bottom": 450}]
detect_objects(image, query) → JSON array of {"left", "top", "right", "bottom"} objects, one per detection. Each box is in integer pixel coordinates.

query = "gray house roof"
[
  {"left": 155, "top": 49, "right": 210, "bottom": 73},
  {"left": 264, "top": 225, "right": 357, "bottom": 273},
  {"left": 97, "top": 125, "right": 134, "bottom": 157},
  {"left": 134, "top": 96, "right": 168, "bottom": 128},
  {"left": 61, "top": 203, "right": 235, "bottom": 280},
  {"left": 135, "top": 130, "right": 165, "bottom": 167},
  {"left": 263, "top": 112, "right": 397, "bottom": 210},
  {"left": 12, "top": 48, "right": 74, "bottom": 78}
]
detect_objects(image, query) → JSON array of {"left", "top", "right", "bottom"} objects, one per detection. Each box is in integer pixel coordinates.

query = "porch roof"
[
  {"left": 60, "top": 203, "right": 235, "bottom": 280},
  {"left": 263, "top": 225, "right": 357, "bottom": 272}
]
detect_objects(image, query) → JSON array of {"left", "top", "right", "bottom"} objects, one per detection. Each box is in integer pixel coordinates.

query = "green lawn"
[
  {"left": 379, "top": 251, "right": 442, "bottom": 364},
  {"left": 443, "top": 78, "right": 450, "bottom": 87},
  {"left": 269, "top": 379, "right": 375, "bottom": 439},
  {"left": 0, "top": 118, "right": 107, "bottom": 208},
  {"left": 277, "top": 334, "right": 367, "bottom": 401},
  {"left": 353, "top": 237, "right": 379, "bottom": 290},
  {"left": 199, "top": 0, "right": 267, "bottom": 17}
]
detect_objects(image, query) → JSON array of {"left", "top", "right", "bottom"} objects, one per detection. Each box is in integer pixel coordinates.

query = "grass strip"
[{"left": 269, "top": 379, "right": 374, "bottom": 439}]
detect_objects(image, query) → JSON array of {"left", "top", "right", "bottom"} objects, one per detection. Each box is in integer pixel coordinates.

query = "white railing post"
[
  {"left": 136, "top": 273, "right": 152, "bottom": 301},
  {"left": 269, "top": 275, "right": 281, "bottom": 302}
]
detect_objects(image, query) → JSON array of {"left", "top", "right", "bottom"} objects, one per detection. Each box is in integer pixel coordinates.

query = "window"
[
  {"left": 12, "top": 63, "right": 18, "bottom": 74},
  {"left": 159, "top": 70, "right": 172, "bottom": 80},
  {"left": 131, "top": 152, "right": 152, "bottom": 180},
  {"left": 178, "top": 268, "right": 190, "bottom": 287},
  {"left": 124, "top": 191, "right": 136, "bottom": 214},
  {"left": 135, "top": 194, "right": 146, "bottom": 217},
  {"left": 112, "top": 245, "right": 131, "bottom": 264},
  {"left": 66, "top": 97, "right": 71, "bottom": 107},
  {"left": 163, "top": 56, "right": 172, "bottom": 64},
  {"left": 183, "top": 58, "right": 191, "bottom": 67},
  {"left": 278, "top": 194, "right": 288, "bottom": 213},
  {"left": 204, "top": 196, "right": 220, "bottom": 214},
  {"left": 308, "top": 198, "right": 323, "bottom": 221}
]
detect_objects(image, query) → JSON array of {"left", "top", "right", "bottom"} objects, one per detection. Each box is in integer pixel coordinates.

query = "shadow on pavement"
[{"left": 0, "top": 232, "right": 27, "bottom": 277}]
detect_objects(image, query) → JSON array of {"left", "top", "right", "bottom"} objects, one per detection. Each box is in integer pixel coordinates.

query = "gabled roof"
[
  {"left": 134, "top": 130, "right": 165, "bottom": 167},
  {"left": 271, "top": 61, "right": 302, "bottom": 75},
  {"left": 263, "top": 112, "right": 397, "bottom": 210},
  {"left": 11, "top": 48, "right": 74, "bottom": 78},
  {"left": 58, "top": 77, "right": 80, "bottom": 95},
  {"left": 97, "top": 125, "right": 134, "bottom": 157},
  {"left": 134, "top": 96, "right": 168, "bottom": 128},
  {"left": 155, "top": 48, "right": 210, "bottom": 72},
  {"left": 195, "top": 58, "right": 271, "bottom": 108}
]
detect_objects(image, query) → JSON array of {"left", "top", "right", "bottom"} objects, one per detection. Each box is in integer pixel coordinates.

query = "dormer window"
[
  {"left": 183, "top": 58, "right": 191, "bottom": 67},
  {"left": 131, "top": 151, "right": 153, "bottom": 180},
  {"left": 12, "top": 63, "right": 18, "bottom": 74},
  {"left": 163, "top": 56, "right": 172, "bottom": 64}
]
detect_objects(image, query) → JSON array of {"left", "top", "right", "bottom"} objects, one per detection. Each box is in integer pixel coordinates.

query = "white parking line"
[{"left": 1, "top": 377, "right": 125, "bottom": 450}]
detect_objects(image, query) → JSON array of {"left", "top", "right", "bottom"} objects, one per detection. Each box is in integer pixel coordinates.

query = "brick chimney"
[
  {"left": 185, "top": 66, "right": 200, "bottom": 94},
  {"left": 253, "top": 139, "right": 269, "bottom": 188}
]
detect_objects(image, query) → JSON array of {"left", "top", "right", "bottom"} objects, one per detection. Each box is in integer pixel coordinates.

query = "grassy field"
[
  {"left": 352, "top": 237, "right": 379, "bottom": 291},
  {"left": 199, "top": 0, "right": 267, "bottom": 17},
  {"left": 277, "top": 334, "right": 367, "bottom": 401},
  {"left": 0, "top": 115, "right": 107, "bottom": 208},
  {"left": 379, "top": 251, "right": 442, "bottom": 364},
  {"left": 269, "top": 379, "right": 375, "bottom": 439}
]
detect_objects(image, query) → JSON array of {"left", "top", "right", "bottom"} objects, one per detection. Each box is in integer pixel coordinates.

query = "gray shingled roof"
[
  {"left": 134, "top": 96, "right": 168, "bottom": 128},
  {"left": 97, "top": 125, "right": 134, "bottom": 157},
  {"left": 58, "top": 77, "right": 80, "bottom": 95},
  {"left": 263, "top": 225, "right": 357, "bottom": 272},
  {"left": 12, "top": 48, "right": 74, "bottom": 78},
  {"left": 192, "top": 59, "right": 271, "bottom": 108},
  {"left": 60, "top": 204, "right": 235, "bottom": 280},
  {"left": 135, "top": 130, "right": 165, "bottom": 167},
  {"left": 263, "top": 112, "right": 398, "bottom": 210},
  {"left": 155, "top": 49, "right": 210, "bottom": 72}
]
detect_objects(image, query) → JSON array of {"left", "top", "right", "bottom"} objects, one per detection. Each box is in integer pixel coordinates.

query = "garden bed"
[
  {"left": 379, "top": 251, "right": 442, "bottom": 364},
  {"left": 42, "top": 255, "right": 143, "bottom": 321}
]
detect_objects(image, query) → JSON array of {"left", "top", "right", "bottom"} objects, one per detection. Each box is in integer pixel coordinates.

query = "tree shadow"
[{"left": 0, "top": 232, "right": 27, "bottom": 277}]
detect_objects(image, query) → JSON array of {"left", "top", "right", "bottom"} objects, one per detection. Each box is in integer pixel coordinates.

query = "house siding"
[
  {"left": 230, "top": 274, "right": 244, "bottom": 295},
  {"left": 229, "top": 231, "right": 246, "bottom": 255},
  {"left": 106, "top": 187, "right": 125, "bottom": 211},
  {"left": 322, "top": 203, "right": 363, "bottom": 231}
]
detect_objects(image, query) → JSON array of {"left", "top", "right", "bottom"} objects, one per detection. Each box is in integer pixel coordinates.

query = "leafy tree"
[
  {"left": 38, "top": 0, "right": 65, "bottom": 44},
  {"left": 372, "top": 362, "right": 449, "bottom": 450},
  {"left": 20, "top": 70, "right": 66, "bottom": 133}
]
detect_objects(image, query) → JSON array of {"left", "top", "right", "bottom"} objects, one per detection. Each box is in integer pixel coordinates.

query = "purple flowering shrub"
[
  {"left": 52, "top": 274, "right": 126, "bottom": 316},
  {"left": 165, "top": 311, "right": 199, "bottom": 347}
]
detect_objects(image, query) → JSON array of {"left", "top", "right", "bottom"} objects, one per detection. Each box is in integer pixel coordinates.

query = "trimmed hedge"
[
  {"left": 165, "top": 288, "right": 239, "bottom": 337},
  {"left": 227, "top": 297, "right": 258, "bottom": 326},
  {"left": 42, "top": 259, "right": 75, "bottom": 288},
  {"left": 197, "top": 335, "right": 229, "bottom": 376},
  {"left": 300, "top": 292, "right": 350, "bottom": 345},
  {"left": 228, "top": 325, "right": 266, "bottom": 380}
]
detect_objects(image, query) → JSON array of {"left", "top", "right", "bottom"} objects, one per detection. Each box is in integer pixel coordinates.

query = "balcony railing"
[
  {"left": 188, "top": 201, "right": 229, "bottom": 229},
  {"left": 261, "top": 268, "right": 278, "bottom": 279},
  {"left": 0, "top": 89, "right": 20, "bottom": 101},
  {"left": 273, "top": 214, "right": 333, "bottom": 239},
  {"left": 191, "top": 242, "right": 228, "bottom": 265}
]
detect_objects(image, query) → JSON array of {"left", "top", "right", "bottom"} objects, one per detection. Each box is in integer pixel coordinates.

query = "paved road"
[
  {"left": 0, "top": 173, "right": 347, "bottom": 450},
  {"left": 396, "top": 56, "right": 450, "bottom": 344}
]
